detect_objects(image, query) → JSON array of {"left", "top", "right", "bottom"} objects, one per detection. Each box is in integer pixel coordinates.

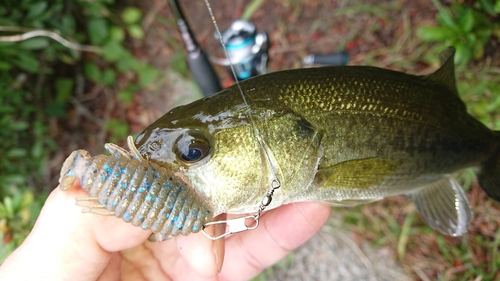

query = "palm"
[{"left": 0, "top": 185, "right": 331, "bottom": 281}]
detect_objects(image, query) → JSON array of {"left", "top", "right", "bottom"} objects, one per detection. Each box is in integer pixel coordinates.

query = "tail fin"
[{"left": 477, "top": 131, "right": 500, "bottom": 201}]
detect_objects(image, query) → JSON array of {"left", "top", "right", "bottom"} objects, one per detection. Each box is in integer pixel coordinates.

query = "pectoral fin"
[
  {"left": 319, "top": 198, "right": 382, "bottom": 206},
  {"left": 408, "top": 176, "right": 472, "bottom": 236},
  {"left": 315, "top": 158, "right": 400, "bottom": 189}
]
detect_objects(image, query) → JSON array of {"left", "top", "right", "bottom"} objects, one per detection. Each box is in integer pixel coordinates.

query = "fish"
[
  {"left": 132, "top": 46, "right": 500, "bottom": 239},
  {"left": 59, "top": 137, "right": 214, "bottom": 239}
]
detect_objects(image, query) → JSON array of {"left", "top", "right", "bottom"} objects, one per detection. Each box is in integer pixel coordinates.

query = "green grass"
[{"left": 0, "top": 0, "right": 160, "bottom": 262}]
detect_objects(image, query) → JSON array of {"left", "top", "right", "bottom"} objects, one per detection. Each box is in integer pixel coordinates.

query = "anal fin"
[{"left": 408, "top": 176, "right": 472, "bottom": 236}]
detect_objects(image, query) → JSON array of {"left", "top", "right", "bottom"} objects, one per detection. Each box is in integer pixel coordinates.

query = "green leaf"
[
  {"left": 87, "top": 18, "right": 109, "bottom": 45},
  {"left": 102, "top": 68, "right": 116, "bottom": 85},
  {"left": 60, "top": 53, "right": 78, "bottom": 65},
  {"left": 455, "top": 42, "right": 473, "bottom": 66},
  {"left": 55, "top": 78, "right": 74, "bottom": 103},
  {"left": 170, "top": 52, "right": 188, "bottom": 76},
  {"left": 0, "top": 204, "right": 7, "bottom": 218},
  {"left": 473, "top": 41, "right": 485, "bottom": 59},
  {"left": 60, "top": 15, "right": 76, "bottom": 35},
  {"left": 117, "top": 84, "right": 138, "bottom": 105},
  {"left": 138, "top": 64, "right": 160, "bottom": 87},
  {"left": 108, "top": 26, "right": 125, "bottom": 43},
  {"left": 20, "top": 192, "right": 34, "bottom": 210},
  {"left": 117, "top": 56, "right": 140, "bottom": 72},
  {"left": 14, "top": 54, "right": 39, "bottom": 73},
  {"left": 3, "top": 197, "right": 13, "bottom": 218},
  {"left": 26, "top": 2, "right": 48, "bottom": 20},
  {"left": 0, "top": 61, "right": 11, "bottom": 71},
  {"left": 102, "top": 41, "right": 127, "bottom": 62},
  {"left": 127, "top": 24, "right": 144, "bottom": 39},
  {"left": 0, "top": 175, "right": 25, "bottom": 187},
  {"left": 121, "top": 7, "right": 142, "bottom": 24},
  {"left": 417, "top": 26, "right": 454, "bottom": 42},
  {"left": 19, "top": 38, "right": 50, "bottom": 50},
  {"left": 84, "top": 62, "right": 102, "bottom": 84},
  {"left": 0, "top": 44, "right": 19, "bottom": 54},
  {"left": 479, "top": 0, "right": 497, "bottom": 15},
  {"left": 432, "top": 0, "right": 458, "bottom": 31},
  {"left": 6, "top": 149, "right": 27, "bottom": 158},
  {"left": 117, "top": 90, "right": 133, "bottom": 105},
  {"left": 31, "top": 140, "right": 43, "bottom": 159},
  {"left": 44, "top": 100, "right": 67, "bottom": 117},
  {"left": 10, "top": 121, "right": 28, "bottom": 131},
  {"left": 105, "top": 119, "right": 129, "bottom": 142},
  {"left": 458, "top": 7, "right": 474, "bottom": 33}
]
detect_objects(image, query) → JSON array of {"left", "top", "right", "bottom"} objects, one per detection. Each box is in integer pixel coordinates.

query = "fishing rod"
[
  {"left": 169, "top": 0, "right": 349, "bottom": 95},
  {"left": 168, "top": 0, "right": 222, "bottom": 96}
]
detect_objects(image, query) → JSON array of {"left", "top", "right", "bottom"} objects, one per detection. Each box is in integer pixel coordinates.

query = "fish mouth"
[{"left": 123, "top": 136, "right": 215, "bottom": 240}]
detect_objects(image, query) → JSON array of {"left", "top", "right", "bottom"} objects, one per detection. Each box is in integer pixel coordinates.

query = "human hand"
[{"left": 0, "top": 181, "right": 331, "bottom": 281}]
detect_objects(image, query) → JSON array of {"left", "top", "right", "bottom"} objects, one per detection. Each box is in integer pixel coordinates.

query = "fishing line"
[
  {"left": 201, "top": 3, "right": 379, "bottom": 280},
  {"left": 203, "top": 0, "right": 249, "bottom": 109},
  {"left": 201, "top": 0, "right": 281, "bottom": 239},
  {"left": 202, "top": 0, "right": 281, "bottom": 200}
]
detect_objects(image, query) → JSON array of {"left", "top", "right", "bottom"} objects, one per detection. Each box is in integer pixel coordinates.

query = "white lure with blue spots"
[{"left": 58, "top": 136, "right": 214, "bottom": 241}]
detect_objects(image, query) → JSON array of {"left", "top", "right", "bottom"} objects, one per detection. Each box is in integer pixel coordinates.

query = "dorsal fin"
[{"left": 425, "top": 47, "right": 458, "bottom": 96}]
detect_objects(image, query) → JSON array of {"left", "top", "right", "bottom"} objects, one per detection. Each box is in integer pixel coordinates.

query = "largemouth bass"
[{"left": 132, "top": 47, "right": 499, "bottom": 239}]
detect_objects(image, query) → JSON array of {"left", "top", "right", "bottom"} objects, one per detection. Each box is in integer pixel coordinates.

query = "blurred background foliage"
[
  {"left": 417, "top": 0, "right": 500, "bottom": 66},
  {"left": 0, "top": 0, "right": 499, "bottom": 280},
  {"left": 0, "top": 0, "right": 160, "bottom": 260}
]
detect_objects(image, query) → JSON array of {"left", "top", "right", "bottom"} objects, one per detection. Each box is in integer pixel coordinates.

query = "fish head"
[{"left": 135, "top": 93, "right": 271, "bottom": 215}]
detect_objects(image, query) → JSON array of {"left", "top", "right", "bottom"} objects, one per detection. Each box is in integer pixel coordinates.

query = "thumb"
[{"left": 0, "top": 181, "right": 151, "bottom": 281}]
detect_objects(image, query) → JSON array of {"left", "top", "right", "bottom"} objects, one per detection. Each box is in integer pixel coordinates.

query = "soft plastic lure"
[{"left": 58, "top": 136, "right": 214, "bottom": 241}]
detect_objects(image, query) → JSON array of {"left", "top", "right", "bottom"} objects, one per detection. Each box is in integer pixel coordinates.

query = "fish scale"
[{"left": 59, "top": 143, "right": 214, "bottom": 240}]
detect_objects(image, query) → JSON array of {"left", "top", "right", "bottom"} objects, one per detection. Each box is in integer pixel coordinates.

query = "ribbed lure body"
[{"left": 58, "top": 140, "right": 214, "bottom": 240}]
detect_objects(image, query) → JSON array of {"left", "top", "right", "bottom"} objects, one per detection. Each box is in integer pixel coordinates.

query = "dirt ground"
[{"left": 51, "top": 0, "right": 500, "bottom": 280}]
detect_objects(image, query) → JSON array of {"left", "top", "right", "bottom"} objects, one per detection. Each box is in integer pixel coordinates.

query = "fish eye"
[
  {"left": 179, "top": 143, "right": 208, "bottom": 162},
  {"left": 174, "top": 130, "right": 211, "bottom": 164}
]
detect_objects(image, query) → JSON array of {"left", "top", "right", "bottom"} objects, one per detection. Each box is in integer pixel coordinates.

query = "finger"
[
  {"left": 121, "top": 243, "right": 171, "bottom": 281},
  {"left": 146, "top": 233, "right": 214, "bottom": 281},
  {"left": 58, "top": 182, "right": 152, "bottom": 251},
  {"left": 150, "top": 214, "right": 227, "bottom": 281},
  {"left": 0, "top": 186, "right": 113, "bottom": 281},
  {"left": 219, "top": 202, "right": 331, "bottom": 280},
  {"left": 97, "top": 253, "right": 122, "bottom": 281},
  {"left": 0, "top": 181, "right": 152, "bottom": 281},
  {"left": 172, "top": 231, "right": 218, "bottom": 279}
]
